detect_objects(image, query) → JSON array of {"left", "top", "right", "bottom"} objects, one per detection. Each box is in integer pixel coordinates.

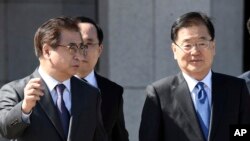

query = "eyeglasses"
[
  {"left": 83, "top": 42, "right": 99, "bottom": 50},
  {"left": 57, "top": 43, "right": 87, "bottom": 55},
  {"left": 174, "top": 39, "right": 212, "bottom": 53}
]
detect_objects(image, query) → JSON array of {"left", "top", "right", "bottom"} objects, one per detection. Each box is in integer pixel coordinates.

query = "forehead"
[
  {"left": 78, "top": 23, "right": 97, "bottom": 35},
  {"left": 77, "top": 23, "right": 98, "bottom": 42},
  {"left": 176, "top": 24, "right": 210, "bottom": 42},
  {"left": 59, "top": 29, "right": 82, "bottom": 43}
]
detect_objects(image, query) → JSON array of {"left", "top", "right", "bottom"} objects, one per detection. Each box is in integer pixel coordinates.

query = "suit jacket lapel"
[
  {"left": 32, "top": 70, "right": 66, "bottom": 140},
  {"left": 209, "top": 72, "right": 228, "bottom": 140},
  {"left": 172, "top": 73, "right": 204, "bottom": 140},
  {"left": 95, "top": 73, "right": 102, "bottom": 91},
  {"left": 70, "top": 76, "right": 86, "bottom": 116},
  {"left": 95, "top": 73, "right": 107, "bottom": 98}
]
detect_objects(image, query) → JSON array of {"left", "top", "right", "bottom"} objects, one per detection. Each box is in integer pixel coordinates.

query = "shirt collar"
[
  {"left": 74, "top": 70, "right": 98, "bottom": 88},
  {"left": 84, "top": 70, "right": 98, "bottom": 88},
  {"left": 182, "top": 70, "right": 212, "bottom": 92},
  {"left": 84, "top": 70, "right": 95, "bottom": 82},
  {"left": 38, "top": 67, "right": 71, "bottom": 92}
]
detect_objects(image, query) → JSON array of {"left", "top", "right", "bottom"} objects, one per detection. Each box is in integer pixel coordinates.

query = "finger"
[
  {"left": 29, "top": 83, "right": 44, "bottom": 91},
  {"left": 25, "top": 79, "right": 45, "bottom": 91},
  {"left": 26, "top": 78, "right": 43, "bottom": 88},
  {"left": 28, "top": 78, "right": 43, "bottom": 84},
  {"left": 25, "top": 94, "right": 41, "bottom": 101},
  {"left": 26, "top": 88, "right": 44, "bottom": 97}
]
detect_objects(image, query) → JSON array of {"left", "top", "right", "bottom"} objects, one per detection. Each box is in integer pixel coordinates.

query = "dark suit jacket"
[
  {"left": 0, "top": 69, "right": 107, "bottom": 141},
  {"left": 139, "top": 72, "right": 250, "bottom": 141},
  {"left": 95, "top": 73, "right": 129, "bottom": 141},
  {"left": 239, "top": 70, "right": 250, "bottom": 92}
]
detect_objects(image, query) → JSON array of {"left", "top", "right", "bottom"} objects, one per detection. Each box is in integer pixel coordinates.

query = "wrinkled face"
[
  {"left": 172, "top": 24, "right": 216, "bottom": 80},
  {"left": 42, "top": 29, "right": 83, "bottom": 81},
  {"left": 77, "top": 23, "right": 103, "bottom": 77}
]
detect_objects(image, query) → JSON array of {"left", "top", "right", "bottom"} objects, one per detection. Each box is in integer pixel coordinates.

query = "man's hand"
[{"left": 22, "top": 78, "right": 44, "bottom": 114}]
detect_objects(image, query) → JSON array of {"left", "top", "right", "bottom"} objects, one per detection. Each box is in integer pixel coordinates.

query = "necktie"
[
  {"left": 56, "top": 84, "right": 70, "bottom": 137},
  {"left": 195, "top": 82, "right": 210, "bottom": 140}
]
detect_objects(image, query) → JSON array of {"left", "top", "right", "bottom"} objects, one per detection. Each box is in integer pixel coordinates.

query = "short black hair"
[
  {"left": 74, "top": 16, "right": 103, "bottom": 45},
  {"left": 171, "top": 12, "right": 215, "bottom": 42}
]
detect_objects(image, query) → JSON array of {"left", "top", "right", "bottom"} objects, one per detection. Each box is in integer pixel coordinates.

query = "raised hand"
[{"left": 22, "top": 78, "right": 44, "bottom": 114}]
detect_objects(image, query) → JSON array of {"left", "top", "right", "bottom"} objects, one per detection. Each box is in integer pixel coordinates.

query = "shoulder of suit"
[
  {"left": 71, "top": 76, "right": 100, "bottom": 92},
  {"left": 96, "top": 73, "right": 123, "bottom": 89},
  {"left": 1, "top": 73, "right": 33, "bottom": 88},
  {"left": 151, "top": 75, "right": 177, "bottom": 88},
  {"left": 213, "top": 72, "right": 246, "bottom": 84},
  {"left": 0, "top": 73, "right": 34, "bottom": 99}
]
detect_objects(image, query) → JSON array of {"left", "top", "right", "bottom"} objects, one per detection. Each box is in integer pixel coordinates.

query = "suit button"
[{"left": 10, "top": 119, "right": 19, "bottom": 126}]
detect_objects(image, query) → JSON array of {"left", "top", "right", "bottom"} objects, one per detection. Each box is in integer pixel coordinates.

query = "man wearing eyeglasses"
[
  {"left": 0, "top": 17, "right": 107, "bottom": 141},
  {"left": 74, "top": 17, "right": 129, "bottom": 141},
  {"left": 139, "top": 12, "right": 250, "bottom": 141},
  {"left": 239, "top": 17, "right": 250, "bottom": 92}
]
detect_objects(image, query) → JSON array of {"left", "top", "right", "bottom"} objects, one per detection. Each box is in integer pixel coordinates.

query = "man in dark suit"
[
  {"left": 0, "top": 17, "right": 107, "bottom": 141},
  {"left": 239, "top": 17, "right": 250, "bottom": 92},
  {"left": 74, "top": 17, "right": 129, "bottom": 141},
  {"left": 139, "top": 12, "right": 250, "bottom": 141}
]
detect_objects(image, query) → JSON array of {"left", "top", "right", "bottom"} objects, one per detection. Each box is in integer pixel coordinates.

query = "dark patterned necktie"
[
  {"left": 195, "top": 82, "right": 210, "bottom": 140},
  {"left": 56, "top": 84, "right": 70, "bottom": 137}
]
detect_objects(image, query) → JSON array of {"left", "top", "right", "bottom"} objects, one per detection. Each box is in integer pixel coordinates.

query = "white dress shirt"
[
  {"left": 38, "top": 67, "right": 72, "bottom": 113},
  {"left": 182, "top": 70, "right": 212, "bottom": 110}
]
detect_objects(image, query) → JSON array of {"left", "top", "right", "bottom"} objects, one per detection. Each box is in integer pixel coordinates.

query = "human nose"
[
  {"left": 192, "top": 43, "right": 199, "bottom": 48},
  {"left": 190, "top": 43, "right": 201, "bottom": 51},
  {"left": 186, "top": 44, "right": 200, "bottom": 55},
  {"left": 74, "top": 49, "right": 84, "bottom": 61},
  {"left": 190, "top": 45, "right": 202, "bottom": 55},
  {"left": 82, "top": 48, "right": 88, "bottom": 57}
]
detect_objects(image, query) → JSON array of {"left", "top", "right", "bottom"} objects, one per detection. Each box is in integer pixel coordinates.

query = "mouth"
[
  {"left": 72, "top": 64, "right": 79, "bottom": 68},
  {"left": 190, "top": 59, "right": 203, "bottom": 63}
]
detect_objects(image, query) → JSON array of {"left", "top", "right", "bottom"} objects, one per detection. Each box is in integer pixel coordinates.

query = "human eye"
[
  {"left": 197, "top": 41, "right": 208, "bottom": 48},
  {"left": 86, "top": 42, "right": 95, "bottom": 47},
  {"left": 182, "top": 43, "right": 192, "bottom": 49},
  {"left": 68, "top": 43, "right": 78, "bottom": 51},
  {"left": 79, "top": 43, "right": 87, "bottom": 49}
]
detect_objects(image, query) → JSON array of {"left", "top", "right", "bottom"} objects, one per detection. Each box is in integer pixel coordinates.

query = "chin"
[
  {"left": 186, "top": 68, "right": 203, "bottom": 74},
  {"left": 70, "top": 69, "right": 78, "bottom": 74}
]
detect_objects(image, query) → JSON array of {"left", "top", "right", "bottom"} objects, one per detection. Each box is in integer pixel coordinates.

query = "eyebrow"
[{"left": 182, "top": 36, "right": 210, "bottom": 42}]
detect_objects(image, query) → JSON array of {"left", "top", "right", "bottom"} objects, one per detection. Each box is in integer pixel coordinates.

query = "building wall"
[
  {"left": 211, "top": 0, "right": 244, "bottom": 75},
  {"left": 0, "top": 2, "right": 6, "bottom": 87}
]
